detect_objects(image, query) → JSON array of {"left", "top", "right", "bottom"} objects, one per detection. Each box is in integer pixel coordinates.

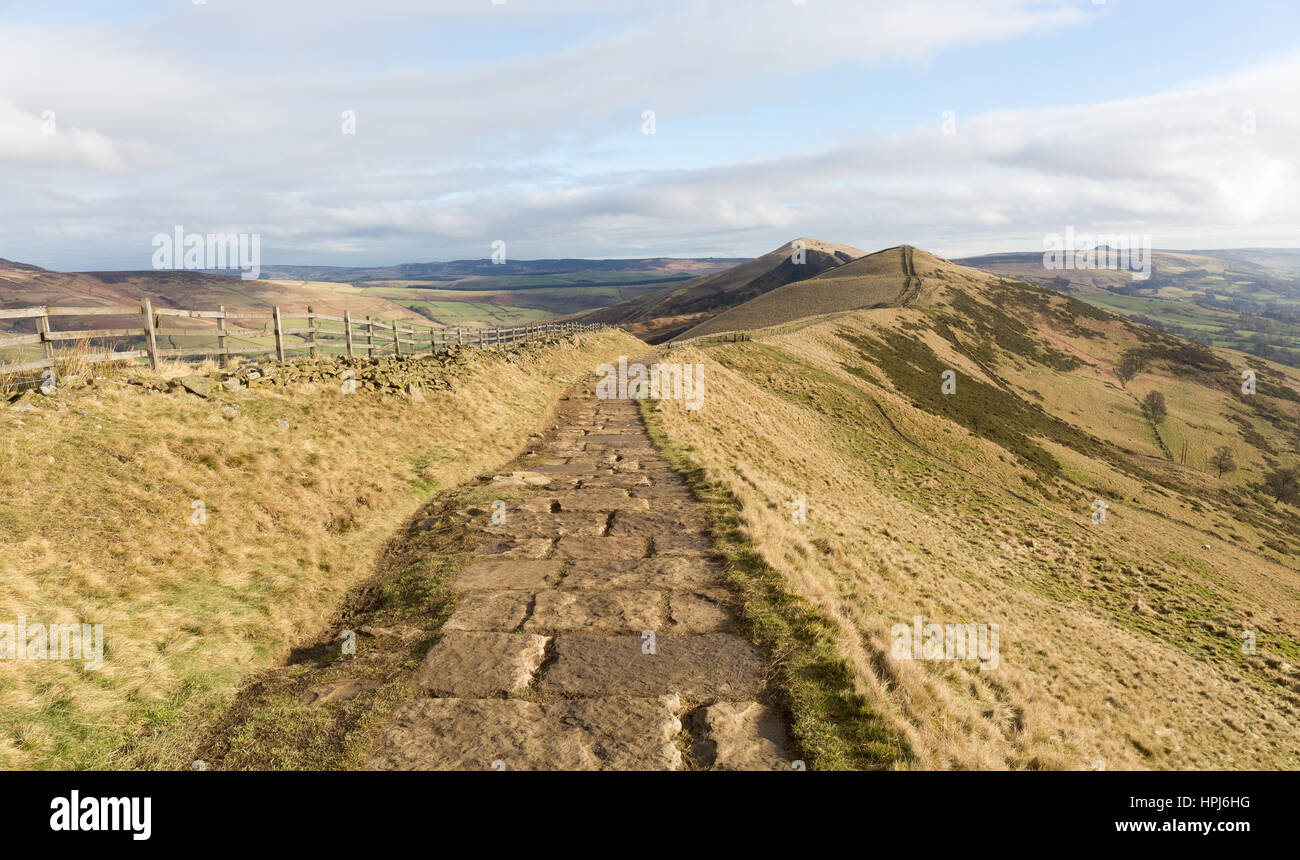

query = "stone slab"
[
  {"left": 553, "top": 536, "right": 646, "bottom": 560},
  {"left": 667, "top": 589, "right": 735, "bottom": 633},
  {"left": 524, "top": 589, "right": 663, "bottom": 634},
  {"left": 691, "top": 701, "right": 790, "bottom": 771},
  {"left": 541, "top": 633, "right": 765, "bottom": 699},
  {"left": 445, "top": 590, "right": 533, "bottom": 632},
  {"left": 561, "top": 558, "right": 724, "bottom": 591},
  {"left": 456, "top": 559, "right": 564, "bottom": 590},
  {"left": 472, "top": 538, "right": 553, "bottom": 559},
  {"left": 367, "top": 695, "right": 682, "bottom": 771},
  {"left": 481, "top": 511, "right": 608, "bottom": 538},
  {"left": 414, "top": 631, "right": 548, "bottom": 697}
]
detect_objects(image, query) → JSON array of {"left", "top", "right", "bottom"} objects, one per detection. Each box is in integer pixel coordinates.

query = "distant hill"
[
  {"left": 253, "top": 257, "right": 744, "bottom": 284},
  {"left": 679, "top": 244, "right": 969, "bottom": 339},
  {"left": 654, "top": 256, "right": 1300, "bottom": 769},
  {"left": 957, "top": 248, "right": 1300, "bottom": 367},
  {"left": 571, "top": 238, "right": 865, "bottom": 343},
  {"left": 0, "top": 260, "right": 420, "bottom": 334}
]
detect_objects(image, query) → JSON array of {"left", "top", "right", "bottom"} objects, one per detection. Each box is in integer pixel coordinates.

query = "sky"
[{"left": 3, "top": 0, "right": 1300, "bottom": 270}]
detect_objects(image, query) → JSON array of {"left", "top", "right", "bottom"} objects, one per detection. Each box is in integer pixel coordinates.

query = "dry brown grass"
[
  {"left": 0, "top": 329, "right": 644, "bottom": 769},
  {"left": 643, "top": 299, "right": 1300, "bottom": 770}
]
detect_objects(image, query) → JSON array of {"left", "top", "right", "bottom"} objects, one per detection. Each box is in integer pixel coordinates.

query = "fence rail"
[
  {"left": 667, "top": 330, "right": 752, "bottom": 348},
  {"left": 0, "top": 300, "right": 598, "bottom": 378}
]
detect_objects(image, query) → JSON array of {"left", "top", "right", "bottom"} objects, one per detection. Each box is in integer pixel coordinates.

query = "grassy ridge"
[{"left": 642, "top": 279, "right": 1300, "bottom": 768}]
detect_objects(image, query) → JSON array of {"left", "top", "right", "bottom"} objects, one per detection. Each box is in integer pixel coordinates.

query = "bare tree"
[
  {"left": 1209, "top": 446, "right": 1236, "bottom": 478},
  {"left": 1143, "top": 390, "right": 1167, "bottom": 422},
  {"left": 1117, "top": 350, "right": 1146, "bottom": 385},
  {"left": 1264, "top": 467, "right": 1299, "bottom": 504}
]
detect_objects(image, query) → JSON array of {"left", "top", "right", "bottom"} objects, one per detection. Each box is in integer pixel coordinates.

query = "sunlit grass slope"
[
  {"left": 644, "top": 269, "right": 1300, "bottom": 770},
  {"left": 0, "top": 328, "right": 645, "bottom": 769}
]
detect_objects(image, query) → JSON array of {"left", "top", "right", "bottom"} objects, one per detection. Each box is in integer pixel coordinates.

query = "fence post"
[
  {"left": 392, "top": 319, "right": 401, "bottom": 356},
  {"left": 36, "top": 307, "right": 53, "bottom": 368},
  {"left": 273, "top": 306, "right": 285, "bottom": 362},
  {"left": 306, "top": 306, "right": 317, "bottom": 358},
  {"left": 457, "top": 327, "right": 463, "bottom": 346},
  {"left": 344, "top": 310, "right": 354, "bottom": 357},
  {"left": 366, "top": 316, "right": 375, "bottom": 358},
  {"left": 429, "top": 326, "right": 435, "bottom": 355},
  {"left": 141, "top": 298, "right": 160, "bottom": 370},
  {"left": 216, "top": 305, "right": 228, "bottom": 367}
]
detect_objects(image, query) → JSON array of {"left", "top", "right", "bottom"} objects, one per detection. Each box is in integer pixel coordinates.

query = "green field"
[
  {"left": 1081, "top": 293, "right": 1300, "bottom": 367},
  {"left": 362, "top": 277, "right": 682, "bottom": 325}
]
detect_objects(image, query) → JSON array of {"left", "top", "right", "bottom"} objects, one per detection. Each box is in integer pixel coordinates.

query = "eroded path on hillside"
[{"left": 366, "top": 377, "right": 792, "bottom": 770}]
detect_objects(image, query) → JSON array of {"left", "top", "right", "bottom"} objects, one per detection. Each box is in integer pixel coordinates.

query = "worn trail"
[{"left": 367, "top": 374, "right": 792, "bottom": 770}]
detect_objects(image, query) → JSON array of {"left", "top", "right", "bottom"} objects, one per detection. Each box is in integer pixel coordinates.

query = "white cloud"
[
  {"left": 1, "top": 2, "right": 1297, "bottom": 267},
  {"left": 0, "top": 98, "right": 129, "bottom": 171}
]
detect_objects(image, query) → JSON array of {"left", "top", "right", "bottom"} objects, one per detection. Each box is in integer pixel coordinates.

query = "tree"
[
  {"left": 1117, "top": 349, "right": 1147, "bottom": 385},
  {"left": 1208, "top": 446, "right": 1237, "bottom": 479},
  {"left": 1143, "top": 390, "right": 1167, "bottom": 422},
  {"left": 1263, "top": 467, "right": 1299, "bottom": 504}
]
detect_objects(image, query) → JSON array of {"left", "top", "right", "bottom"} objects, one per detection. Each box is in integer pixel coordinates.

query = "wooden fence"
[
  {"left": 667, "top": 330, "right": 751, "bottom": 349},
  {"left": 0, "top": 300, "right": 598, "bottom": 377}
]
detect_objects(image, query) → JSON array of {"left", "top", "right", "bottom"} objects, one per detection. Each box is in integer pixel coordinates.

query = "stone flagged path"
[{"left": 367, "top": 378, "right": 792, "bottom": 770}]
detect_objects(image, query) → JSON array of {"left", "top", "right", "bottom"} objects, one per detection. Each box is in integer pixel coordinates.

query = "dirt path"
[
  {"left": 366, "top": 374, "right": 793, "bottom": 770},
  {"left": 898, "top": 245, "right": 923, "bottom": 308}
]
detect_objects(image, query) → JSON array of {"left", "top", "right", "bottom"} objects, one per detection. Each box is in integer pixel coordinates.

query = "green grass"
[
  {"left": 1079, "top": 294, "right": 1300, "bottom": 367},
  {"left": 189, "top": 492, "right": 473, "bottom": 770},
  {"left": 640, "top": 398, "right": 913, "bottom": 770}
]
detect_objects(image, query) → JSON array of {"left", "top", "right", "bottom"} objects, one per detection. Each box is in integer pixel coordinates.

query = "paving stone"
[
  {"left": 553, "top": 536, "right": 646, "bottom": 560},
  {"left": 578, "top": 474, "right": 653, "bottom": 488},
  {"left": 414, "top": 631, "right": 548, "bottom": 697},
  {"left": 524, "top": 589, "right": 662, "bottom": 633},
  {"left": 367, "top": 695, "right": 683, "bottom": 771},
  {"left": 691, "top": 701, "right": 790, "bottom": 771},
  {"left": 630, "top": 486, "right": 695, "bottom": 501},
  {"left": 481, "top": 511, "right": 608, "bottom": 538},
  {"left": 532, "top": 462, "right": 610, "bottom": 475},
  {"left": 298, "top": 678, "right": 381, "bottom": 707},
  {"left": 472, "top": 537, "right": 553, "bottom": 559},
  {"left": 611, "top": 461, "right": 653, "bottom": 473},
  {"left": 541, "top": 633, "right": 765, "bottom": 699},
  {"left": 544, "top": 489, "right": 650, "bottom": 512},
  {"left": 445, "top": 590, "right": 532, "bottom": 631},
  {"left": 667, "top": 589, "right": 735, "bottom": 633},
  {"left": 456, "top": 559, "right": 564, "bottom": 590},
  {"left": 584, "top": 434, "right": 647, "bottom": 444},
  {"left": 653, "top": 533, "right": 715, "bottom": 555},
  {"left": 609, "top": 511, "right": 707, "bottom": 538},
  {"left": 487, "top": 470, "right": 554, "bottom": 488},
  {"left": 561, "top": 558, "right": 724, "bottom": 590}
]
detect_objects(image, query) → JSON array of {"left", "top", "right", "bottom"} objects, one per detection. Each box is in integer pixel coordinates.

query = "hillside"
[
  {"left": 0, "top": 329, "right": 645, "bottom": 769},
  {"left": 571, "top": 239, "right": 865, "bottom": 343},
  {"left": 0, "top": 261, "right": 421, "bottom": 335},
  {"left": 254, "top": 257, "right": 742, "bottom": 283},
  {"left": 678, "top": 244, "right": 945, "bottom": 339},
  {"left": 958, "top": 249, "right": 1300, "bottom": 367},
  {"left": 254, "top": 257, "right": 745, "bottom": 329},
  {"left": 644, "top": 255, "right": 1300, "bottom": 769}
]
